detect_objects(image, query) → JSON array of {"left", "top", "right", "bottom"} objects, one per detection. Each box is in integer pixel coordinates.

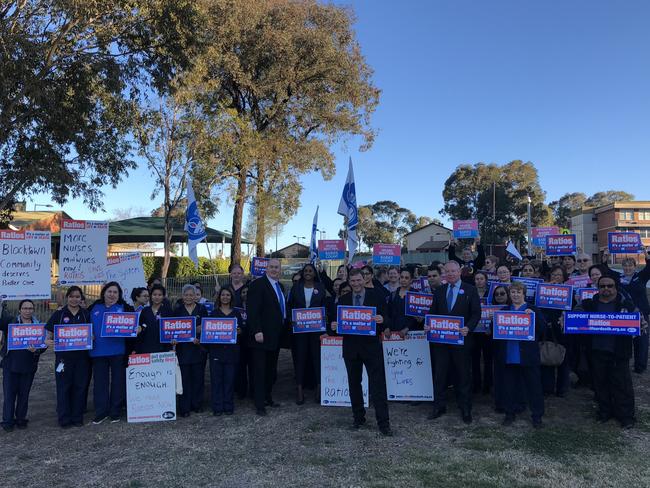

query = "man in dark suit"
[
  {"left": 247, "top": 259, "right": 286, "bottom": 416},
  {"left": 331, "top": 268, "right": 392, "bottom": 436},
  {"left": 428, "top": 260, "right": 481, "bottom": 423}
]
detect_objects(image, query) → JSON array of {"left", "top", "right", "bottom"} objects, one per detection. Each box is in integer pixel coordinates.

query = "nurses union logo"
[{"left": 186, "top": 202, "right": 206, "bottom": 239}]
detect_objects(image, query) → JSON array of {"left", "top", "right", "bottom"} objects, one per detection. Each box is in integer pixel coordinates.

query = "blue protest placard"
[
  {"left": 474, "top": 306, "right": 506, "bottom": 333},
  {"left": 535, "top": 283, "right": 573, "bottom": 310},
  {"left": 512, "top": 277, "right": 544, "bottom": 303},
  {"left": 101, "top": 311, "right": 140, "bottom": 338},
  {"left": 337, "top": 305, "right": 376, "bottom": 336},
  {"left": 54, "top": 324, "right": 93, "bottom": 352},
  {"left": 251, "top": 257, "right": 270, "bottom": 277},
  {"left": 531, "top": 227, "right": 560, "bottom": 248},
  {"left": 200, "top": 318, "right": 237, "bottom": 344},
  {"left": 576, "top": 287, "right": 598, "bottom": 302},
  {"left": 545, "top": 234, "right": 576, "bottom": 256},
  {"left": 492, "top": 311, "right": 535, "bottom": 341},
  {"left": 608, "top": 232, "right": 644, "bottom": 254},
  {"left": 404, "top": 292, "right": 434, "bottom": 318},
  {"left": 7, "top": 324, "right": 47, "bottom": 350},
  {"left": 564, "top": 311, "right": 640, "bottom": 336},
  {"left": 425, "top": 314, "right": 464, "bottom": 345},
  {"left": 292, "top": 307, "right": 327, "bottom": 333},
  {"left": 159, "top": 317, "right": 196, "bottom": 343}
]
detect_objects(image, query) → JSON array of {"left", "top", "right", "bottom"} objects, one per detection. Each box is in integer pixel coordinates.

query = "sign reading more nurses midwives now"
[
  {"left": 317, "top": 240, "right": 346, "bottom": 260},
  {"left": 372, "top": 244, "right": 401, "bottom": 265},
  {"left": 608, "top": 232, "right": 644, "bottom": 254},
  {"left": 453, "top": 220, "right": 479, "bottom": 239},
  {"left": 127, "top": 352, "right": 176, "bottom": 423},
  {"left": 0, "top": 229, "right": 51, "bottom": 300},
  {"left": 59, "top": 219, "right": 109, "bottom": 285},
  {"left": 320, "top": 335, "right": 368, "bottom": 407}
]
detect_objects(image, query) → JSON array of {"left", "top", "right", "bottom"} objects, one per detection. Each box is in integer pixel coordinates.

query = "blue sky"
[{"left": 28, "top": 0, "right": 650, "bottom": 255}]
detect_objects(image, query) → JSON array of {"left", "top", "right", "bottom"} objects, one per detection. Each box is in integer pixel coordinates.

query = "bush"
[{"left": 142, "top": 256, "right": 247, "bottom": 279}]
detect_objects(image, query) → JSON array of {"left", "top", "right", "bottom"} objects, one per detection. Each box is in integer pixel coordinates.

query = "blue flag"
[
  {"left": 184, "top": 170, "right": 206, "bottom": 268},
  {"left": 337, "top": 157, "right": 358, "bottom": 260},
  {"left": 309, "top": 206, "right": 319, "bottom": 263}
]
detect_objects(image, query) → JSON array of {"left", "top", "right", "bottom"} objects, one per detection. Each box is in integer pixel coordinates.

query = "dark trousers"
[
  {"left": 92, "top": 356, "right": 125, "bottom": 419},
  {"left": 179, "top": 362, "right": 205, "bottom": 414},
  {"left": 55, "top": 356, "right": 90, "bottom": 426},
  {"left": 471, "top": 334, "right": 493, "bottom": 392},
  {"left": 209, "top": 358, "right": 236, "bottom": 413},
  {"left": 633, "top": 327, "right": 648, "bottom": 372},
  {"left": 343, "top": 341, "right": 389, "bottom": 428},
  {"left": 432, "top": 345, "right": 471, "bottom": 413},
  {"left": 503, "top": 364, "right": 544, "bottom": 420},
  {"left": 294, "top": 333, "right": 321, "bottom": 387},
  {"left": 235, "top": 343, "right": 252, "bottom": 398},
  {"left": 591, "top": 350, "right": 635, "bottom": 422},
  {"left": 251, "top": 347, "right": 280, "bottom": 410},
  {"left": 541, "top": 358, "right": 570, "bottom": 396},
  {"left": 2, "top": 366, "right": 36, "bottom": 427}
]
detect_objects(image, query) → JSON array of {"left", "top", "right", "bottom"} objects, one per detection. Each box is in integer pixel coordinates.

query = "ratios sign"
[
  {"left": 101, "top": 312, "right": 140, "bottom": 338},
  {"left": 337, "top": 306, "right": 376, "bottom": 336},
  {"left": 564, "top": 312, "right": 640, "bottom": 336},
  {"left": 404, "top": 292, "right": 433, "bottom": 318},
  {"left": 492, "top": 311, "right": 535, "bottom": 341},
  {"left": 7, "top": 324, "right": 47, "bottom": 350},
  {"left": 54, "top": 324, "right": 93, "bottom": 352},
  {"left": 425, "top": 315, "right": 464, "bottom": 345},
  {"left": 251, "top": 257, "right": 270, "bottom": 277},
  {"left": 608, "top": 232, "right": 644, "bottom": 254},
  {"left": 545, "top": 234, "right": 576, "bottom": 256},
  {"left": 159, "top": 317, "right": 196, "bottom": 343},
  {"left": 535, "top": 283, "right": 573, "bottom": 310},
  {"left": 292, "top": 307, "right": 326, "bottom": 333},
  {"left": 200, "top": 318, "right": 237, "bottom": 344}
]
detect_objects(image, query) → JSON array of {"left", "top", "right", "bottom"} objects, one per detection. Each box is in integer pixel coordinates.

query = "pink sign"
[
  {"left": 453, "top": 220, "right": 479, "bottom": 239},
  {"left": 372, "top": 244, "right": 401, "bottom": 265}
]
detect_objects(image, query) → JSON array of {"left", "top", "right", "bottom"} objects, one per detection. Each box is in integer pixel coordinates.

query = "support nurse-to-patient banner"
[
  {"left": 105, "top": 253, "right": 147, "bottom": 305},
  {"left": 0, "top": 229, "right": 51, "bottom": 300},
  {"left": 59, "top": 219, "right": 109, "bottom": 285}
]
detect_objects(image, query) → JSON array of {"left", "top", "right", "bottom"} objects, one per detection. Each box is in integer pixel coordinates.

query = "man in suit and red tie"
[
  {"left": 247, "top": 259, "right": 287, "bottom": 416},
  {"left": 427, "top": 260, "right": 481, "bottom": 424},
  {"left": 331, "top": 268, "right": 393, "bottom": 436}
]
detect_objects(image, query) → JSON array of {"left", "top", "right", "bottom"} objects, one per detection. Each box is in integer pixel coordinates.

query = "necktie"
[
  {"left": 275, "top": 282, "right": 286, "bottom": 319},
  {"left": 355, "top": 294, "right": 362, "bottom": 306},
  {"left": 446, "top": 284, "right": 454, "bottom": 310}
]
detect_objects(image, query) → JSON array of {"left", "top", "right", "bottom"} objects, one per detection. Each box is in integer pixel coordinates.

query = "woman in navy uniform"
[
  {"left": 1, "top": 299, "right": 46, "bottom": 431},
  {"left": 45, "top": 287, "right": 91, "bottom": 428},
  {"left": 88, "top": 282, "right": 135, "bottom": 424},
  {"left": 207, "top": 287, "right": 243, "bottom": 415},
  {"left": 387, "top": 267, "right": 420, "bottom": 336},
  {"left": 172, "top": 284, "right": 208, "bottom": 417},
  {"left": 288, "top": 263, "right": 328, "bottom": 405},
  {"left": 135, "top": 284, "right": 172, "bottom": 354}
]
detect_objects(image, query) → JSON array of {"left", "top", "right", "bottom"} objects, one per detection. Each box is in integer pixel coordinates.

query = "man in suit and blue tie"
[
  {"left": 247, "top": 258, "right": 287, "bottom": 416},
  {"left": 428, "top": 260, "right": 481, "bottom": 424}
]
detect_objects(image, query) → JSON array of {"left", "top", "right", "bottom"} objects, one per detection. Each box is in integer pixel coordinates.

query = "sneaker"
[
  {"left": 110, "top": 416, "right": 121, "bottom": 423},
  {"left": 92, "top": 416, "right": 108, "bottom": 425},
  {"left": 16, "top": 423, "right": 27, "bottom": 430},
  {"left": 1, "top": 424, "right": 14, "bottom": 433},
  {"left": 379, "top": 425, "right": 393, "bottom": 437}
]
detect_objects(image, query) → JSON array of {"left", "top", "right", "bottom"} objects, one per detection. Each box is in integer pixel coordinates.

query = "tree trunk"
[
  {"left": 161, "top": 174, "right": 172, "bottom": 279},
  {"left": 255, "top": 172, "right": 266, "bottom": 257},
  {"left": 230, "top": 166, "right": 248, "bottom": 265}
]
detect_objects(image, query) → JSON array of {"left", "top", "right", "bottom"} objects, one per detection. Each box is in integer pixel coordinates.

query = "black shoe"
[
  {"left": 60, "top": 423, "right": 73, "bottom": 429},
  {"left": 2, "top": 424, "right": 14, "bottom": 432},
  {"left": 256, "top": 408, "right": 267, "bottom": 417},
  {"left": 193, "top": 408, "right": 203, "bottom": 414},
  {"left": 621, "top": 419, "right": 635, "bottom": 430},
  {"left": 532, "top": 419, "right": 543, "bottom": 429},
  {"left": 110, "top": 416, "right": 120, "bottom": 424},
  {"left": 596, "top": 413, "right": 611, "bottom": 424},
  {"left": 495, "top": 407, "right": 505, "bottom": 414},
  {"left": 179, "top": 412, "right": 190, "bottom": 418},
  {"left": 502, "top": 415, "right": 515, "bottom": 426},
  {"left": 633, "top": 367, "right": 644, "bottom": 374},
  {"left": 351, "top": 418, "right": 366, "bottom": 429},
  {"left": 92, "top": 416, "right": 108, "bottom": 425},
  {"left": 72, "top": 422, "right": 84, "bottom": 428},
  {"left": 213, "top": 411, "right": 223, "bottom": 417},
  {"left": 462, "top": 412, "right": 473, "bottom": 424},
  {"left": 379, "top": 425, "right": 393, "bottom": 436},
  {"left": 409, "top": 401, "right": 422, "bottom": 406},
  {"left": 265, "top": 401, "right": 281, "bottom": 408},
  {"left": 224, "top": 411, "right": 234, "bottom": 416},
  {"left": 427, "top": 408, "right": 446, "bottom": 420}
]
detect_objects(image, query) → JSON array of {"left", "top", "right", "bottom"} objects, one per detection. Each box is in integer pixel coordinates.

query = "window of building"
[
  {"left": 638, "top": 211, "right": 650, "bottom": 221},
  {"left": 619, "top": 210, "right": 634, "bottom": 220},
  {"left": 592, "top": 234, "right": 598, "bottom": 243},
  {"left": 638, "top": 228, "right": 650, "bottom": 238}
]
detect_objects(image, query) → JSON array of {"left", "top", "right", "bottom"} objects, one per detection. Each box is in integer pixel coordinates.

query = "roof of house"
[
  {"left": 276, "top": 242, "right": 309, "bottom": 253},
  {"left": 416, "top": 240, "right": 450, "bottom": 252},
  {"left": 404, "top": 221, "right": 452, "bottom": 237}
]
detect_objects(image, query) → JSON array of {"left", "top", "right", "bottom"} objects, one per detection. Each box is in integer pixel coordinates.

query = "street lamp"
[
  {"left": 526, "top": 195, "right": 533, "bottom": 256},
  {"left": 316, "top": 228, "right": 326, "bottom": 240},
  {"left": 34, "top": 203, "right": 53, "bottom": 211},
  {"left": 293, "top": 235, "right": 306, "bottom": 245}
]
